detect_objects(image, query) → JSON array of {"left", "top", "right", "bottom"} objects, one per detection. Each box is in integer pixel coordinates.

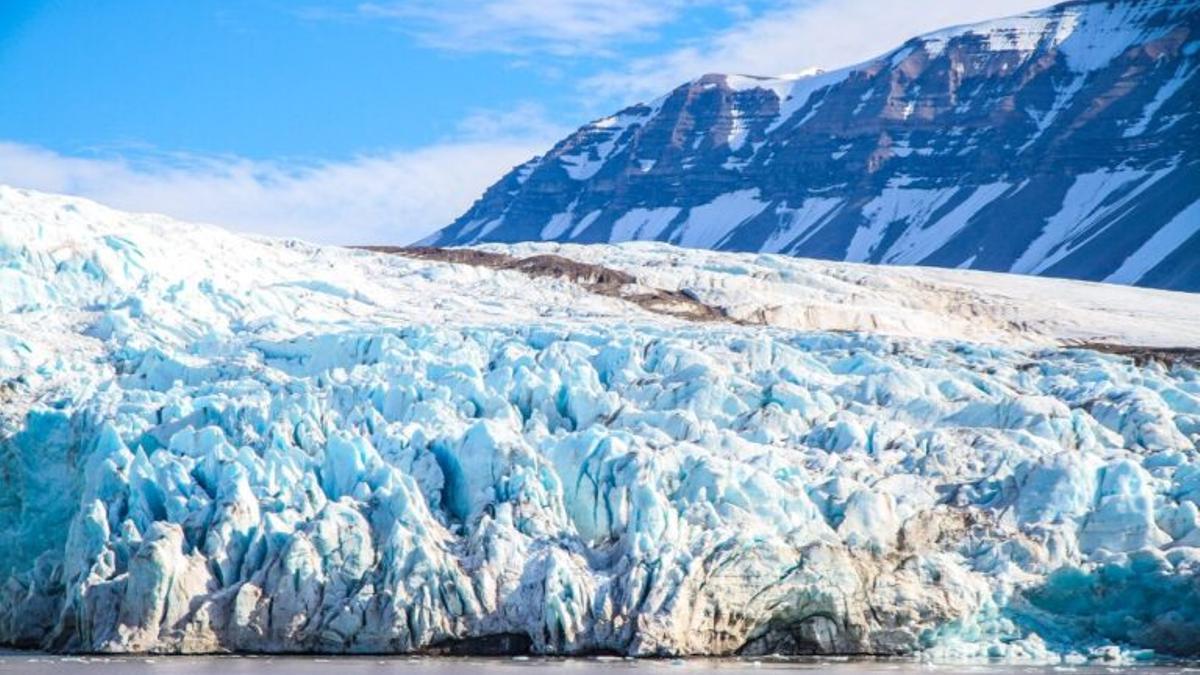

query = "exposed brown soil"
[
  {"left": 356, "top": 247, "right": 1199, "bottom": 368},
  {"left": 358, "top": 245, "right": 740, "bottom": 324}
]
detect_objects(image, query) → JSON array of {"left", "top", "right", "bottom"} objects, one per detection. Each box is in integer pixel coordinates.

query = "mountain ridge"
[{"left": 424, "top": 0, "right": 1200, "bottom": 291}]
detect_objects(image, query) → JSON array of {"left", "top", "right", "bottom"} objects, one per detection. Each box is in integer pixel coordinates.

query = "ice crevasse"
[{"left": 0, "top": 186, "right": 1199, "bottom": 659}]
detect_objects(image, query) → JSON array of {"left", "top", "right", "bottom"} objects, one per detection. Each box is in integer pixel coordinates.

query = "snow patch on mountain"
[
  {"left": 760, "top": 198, "right": 845, "bottom": 254},
  {"left": 884, "top": 183, "right": 1013, "bottom": 266},
  {"left": 425, "top": 0, "right": 1200, "bottom": 292},
  {"left": 609, "top": 207, "right": 681, "bottom": 243},
  {"left": 1108, "top": 199, "right": 1200, "bottom": 284},
  {"left": 673, "top": 189, "right": 767, "bottom": 249}
]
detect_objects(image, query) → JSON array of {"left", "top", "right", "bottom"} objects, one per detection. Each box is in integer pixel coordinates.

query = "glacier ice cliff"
[{"left": 1, "top": 186, "right": 1199, "bottom": 659}]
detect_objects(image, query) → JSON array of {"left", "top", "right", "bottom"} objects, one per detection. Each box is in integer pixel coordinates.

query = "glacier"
[{"left": 1, "top": 186, "right": 1199, "bottom": 660}]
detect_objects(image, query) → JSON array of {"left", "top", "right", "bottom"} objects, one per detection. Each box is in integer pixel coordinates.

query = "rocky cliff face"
[{"left": 425, "top": 0, "right": 1200, "bottom": 291}]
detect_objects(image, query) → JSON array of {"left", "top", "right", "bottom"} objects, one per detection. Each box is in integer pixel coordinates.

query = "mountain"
[
  {"left": 2, "top": 186, "right": 1200, "bottom": 657},
  {"left": 424, "top": 0, "right": 1200, "bottom": 291}
]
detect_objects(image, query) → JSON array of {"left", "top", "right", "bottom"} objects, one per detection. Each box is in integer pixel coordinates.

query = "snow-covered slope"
[
  {"left": 2, "top": 187, "right": 1200, "bottom": 659},
  {"left": 475, "top": 241, "right": 1200, "bottom": 349},
  {"left": 426, "top": 0, "right": 1200, "bottom": 292}
]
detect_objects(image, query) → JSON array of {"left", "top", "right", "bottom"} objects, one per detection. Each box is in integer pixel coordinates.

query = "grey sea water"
[{"left": 1, "top": 654, "right": 1197, "bottom": 674}]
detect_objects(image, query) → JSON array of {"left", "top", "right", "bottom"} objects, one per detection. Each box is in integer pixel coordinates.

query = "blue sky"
[
  {"left": 0, "top": 0, "right": 1053, "bottom": 243},
  {"left": 0, "top": 0, "right": 761, "bottom": 159}
]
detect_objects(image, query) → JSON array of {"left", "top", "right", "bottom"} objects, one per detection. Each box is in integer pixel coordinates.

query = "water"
[{"left": 2, "top": 654, "right": 1197, "bottom": 675}]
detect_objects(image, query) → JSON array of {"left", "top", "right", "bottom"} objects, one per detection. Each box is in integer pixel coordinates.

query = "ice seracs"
[{"left": 1, "top": 185, "right": 1199, "bottom": 659}]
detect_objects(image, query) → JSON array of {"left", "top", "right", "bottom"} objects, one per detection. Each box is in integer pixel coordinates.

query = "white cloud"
[
  {"left": 0, "top": 139, "right": 549, "bottom": 245},
  {"left": 584, "top": 0, "right": 1056, "bottom": 105},
  {"left": 356, "top": 0, "right": 691, "bottom": 57},
  {"left": 455, "top": 102, "right": 564, "bottom": 140},
  {"left": 0, "top": 102, "right": 566, "bottom": 245}
]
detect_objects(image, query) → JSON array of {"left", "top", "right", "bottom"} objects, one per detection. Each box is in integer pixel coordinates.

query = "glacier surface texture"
[{"left": 1, "top": 187, "right": 1199, "bottom": 659}]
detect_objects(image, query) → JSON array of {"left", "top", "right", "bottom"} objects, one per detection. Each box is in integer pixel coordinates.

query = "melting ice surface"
[{"left": 1, "top": 187, "right": 1199, "bottom": 661}]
